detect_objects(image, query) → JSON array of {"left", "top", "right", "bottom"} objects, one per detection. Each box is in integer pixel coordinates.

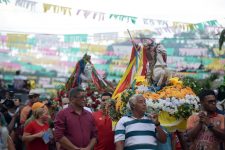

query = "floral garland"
[
  {"left": 113, "top": 77, "right": 200, "bottom": 120},
  {"left": 145, "top": 95, "right": 199, "bottom": 119},
  {"left": 86, "top": 87, "right": 101, "bottom": 111},
  {"left": 115, "top": 88, "right": 136, "bottom": 116}
]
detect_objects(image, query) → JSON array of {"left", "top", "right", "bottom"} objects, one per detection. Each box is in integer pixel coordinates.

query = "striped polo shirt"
[{"left": 115, "top": 115, "right": 157, "bottom": 150}]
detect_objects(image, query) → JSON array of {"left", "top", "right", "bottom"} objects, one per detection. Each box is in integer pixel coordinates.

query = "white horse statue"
[{"left": 145, "top": 41, "right": 170, "bottom": 89}]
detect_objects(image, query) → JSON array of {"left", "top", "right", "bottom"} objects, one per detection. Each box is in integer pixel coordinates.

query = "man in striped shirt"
[{"left": 114, "top": 94, "right": 167, "bottom": 150}]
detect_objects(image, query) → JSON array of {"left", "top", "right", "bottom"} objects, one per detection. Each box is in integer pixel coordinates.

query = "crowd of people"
[
  {"left": 0, "top": 83, "right": 224, "bottom": 150},
  {"left": 0, "top": 50, "right": 225, "bottom": 149}
]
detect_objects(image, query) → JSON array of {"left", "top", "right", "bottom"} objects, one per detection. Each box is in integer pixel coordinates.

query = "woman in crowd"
[{"left": 22, "top": 102, "right": 50, "bottom": 150}]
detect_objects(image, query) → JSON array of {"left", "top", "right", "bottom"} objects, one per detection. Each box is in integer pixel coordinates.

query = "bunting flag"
[
  {"left": 76, "top": 9, "right": 105, "bottom": 21},
  {"left": 93, "top": 32, "right": 118, "bottom": 41},
  {"left": 15, "top": 0, "right": 37, "bottom": 11},
  {"left": 109, "top": 14, "right": 137, "bottom": 24},
  {"left": 64, "top": 34, "right": 88, "bottom": 43},
  {"left": 112, "top": 45, "right": 147, "bottom": 99},
  {"left": 80, "top": 43, "right": 107, "bottom": 52},
  {"left": 43, "top": 3, "right": 71, "bottom": 16},
  {"left": 143, "top": 18, "right": 168, "bottom": 27},
  {"left": 6, "top": 34, "right": 30, "bottom": 49},
  {"left": 0, "top": 0, "right": 9, "bottom": 4}
]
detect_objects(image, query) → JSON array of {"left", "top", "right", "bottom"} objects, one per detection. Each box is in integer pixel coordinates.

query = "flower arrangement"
[
  {"left": 115, "top": 88, "right": 136, "bottom": 116},
  {"left": 107, "top": 99, "right": 122, "bottom": 121},
  {"left": 86, "top": 88, "right": 101, "bottom": 111},
  {"left": 141, "top": 77, "right": 200, "bottom": 119},
  {"left": 114, "top": 77, "right": 200, "bottom": 120},
  {"left": 145, "top": 95, "right": 199, "bottom": 119}
]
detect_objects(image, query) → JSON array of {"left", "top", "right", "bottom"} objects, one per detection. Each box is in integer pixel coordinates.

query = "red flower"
[
  {"left": 60, "top": 91, "right": 65, "bottom": 96},
  {"left": 96, "top": 100, "right": 101, "bottom": 105},
  {"left": 91, "top": 97, "right": 97, "bottom": 101},
  {"left": 91, "top": 103, "right": 97, "bottom": 108},
  {"left": 54, "top": 97, "right": 60, "bottom": 101}
]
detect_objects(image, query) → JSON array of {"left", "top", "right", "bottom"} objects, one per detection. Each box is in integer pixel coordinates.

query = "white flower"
[
  {"left": 165, "top": 98, "right": 170, "bottom": 101},
  {"left": 87, "top": 97, "right": 93, "bottom": 104}
]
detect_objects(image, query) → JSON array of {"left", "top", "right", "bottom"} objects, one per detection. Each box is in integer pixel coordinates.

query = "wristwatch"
[{"left": 155, "top": 122, "right": 160, "bottom": 127}]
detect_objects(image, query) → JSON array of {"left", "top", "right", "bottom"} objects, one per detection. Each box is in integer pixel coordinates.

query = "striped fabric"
[
  {"left": 115, "top": 116, "right": 158, "bottom": 150},
  {"left": 112, "top": 45, "right": 147, "bottom": 99}
]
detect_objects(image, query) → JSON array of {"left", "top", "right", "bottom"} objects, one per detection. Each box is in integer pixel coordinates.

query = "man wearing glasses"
[
  {"left": 54, "top": 87, "right": 97, "bottom": 150},
  {"left": 187, "top": 90, "right": 225, "bottom": 150}
]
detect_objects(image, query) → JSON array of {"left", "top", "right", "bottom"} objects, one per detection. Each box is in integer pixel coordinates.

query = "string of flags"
[
  {"left": 15, "top": 0, "right": 37, "bottom": 11},
  {"left": 0, "top": 0, "right": 10, "bottom": 4},
  {"left": 1, "top": 0, "right": 224, "bottom": 34},
  {"left": 43, "top": 3, "right": 71, "bottom": 16},
  {"left": 109, "top": 14, "right": 137, "bottom": 24}
]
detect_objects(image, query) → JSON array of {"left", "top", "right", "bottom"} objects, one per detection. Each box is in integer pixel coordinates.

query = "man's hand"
[
  {"left": 149, "top": 114, "right": 160, "bottom": 125},
  {"left": 199, "top": 111, "right": 210, "bottom": 126}
]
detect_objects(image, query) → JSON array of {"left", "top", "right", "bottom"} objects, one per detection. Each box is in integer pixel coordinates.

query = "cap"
[{"left": 32, "top": 102, "right": 44, "bottom": 111}]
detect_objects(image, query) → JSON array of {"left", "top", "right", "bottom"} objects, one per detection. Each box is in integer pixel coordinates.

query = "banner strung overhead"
[
  {"left": 15, "top": 0, "right": 37, "bottom": 11},
  {"left": 0, "top": 0, "right": 9, "bottom": 4},
  {"left": 2, "top": 0, "right": 221, "bottom": 32},
  {"left": 43, "top": 3, "right": 71, "bottom": 16},
  {"left": 6, "top": 34, "right": 31, "bottom": 49},
  {"left": 109, "top": 14, "right": 137, "bottom": 24},
  {"left": 64, "top": 34, "right": 88, "bottom": 43},
  {"left": 76, "top": 9, "right": 105, "bottom": 21}
]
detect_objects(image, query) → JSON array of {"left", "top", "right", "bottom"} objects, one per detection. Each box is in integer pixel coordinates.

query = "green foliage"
[
  {"left": 88, "top": 82, "right": 98, "bottom": 91},
  {"left": 174, "top": 103, "right": 194, "bottom": 119},
  {"left": 182, "top": 74, "right": 221, "bottom": 95},
  {"left": 182, "top": 76, "right": 203, "bottom": 95},
  {"left": 108, "top": 99, "right": 122, "bottom": 121},
  {"left": 121, "top": 88, "right": 136, "bottom": 103}
]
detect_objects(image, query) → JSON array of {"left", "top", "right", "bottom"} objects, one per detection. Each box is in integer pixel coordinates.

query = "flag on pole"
[{"left": 112, "top": 45, "right": 147, "bottom": 99}]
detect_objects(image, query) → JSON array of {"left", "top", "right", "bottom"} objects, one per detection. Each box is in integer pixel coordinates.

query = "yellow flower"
[
  {"left": 169, "top": 77, "right": 183, "bottom": 86},
  {"left": 135, "top": 75, "right": 146, "bottom": 82}
]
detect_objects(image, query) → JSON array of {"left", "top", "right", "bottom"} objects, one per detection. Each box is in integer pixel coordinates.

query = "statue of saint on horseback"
[{"left": 143, "top": 39, "right": 170, "bottom": 91}]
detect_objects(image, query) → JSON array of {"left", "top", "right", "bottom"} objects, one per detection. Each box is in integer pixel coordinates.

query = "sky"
[{"left": 0, "top": 0, "right": 225, "bottom": 34}]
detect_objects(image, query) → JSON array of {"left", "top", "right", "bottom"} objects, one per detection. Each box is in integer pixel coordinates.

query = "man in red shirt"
[{"left": 92, "top": 92, "right": 115, "bottom": 150}]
